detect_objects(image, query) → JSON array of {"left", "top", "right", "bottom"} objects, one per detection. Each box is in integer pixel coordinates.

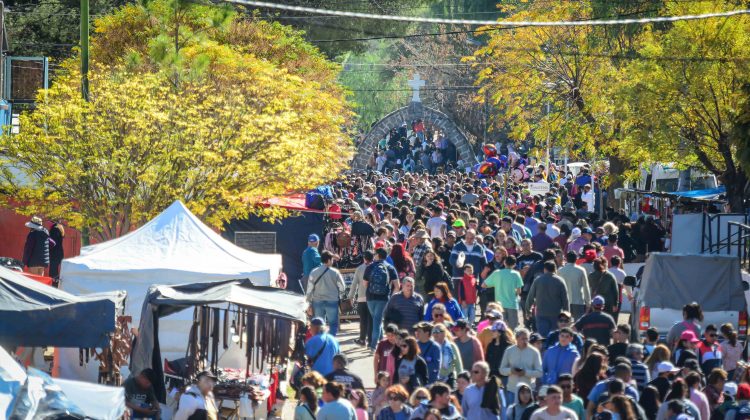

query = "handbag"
[{"left": 339, "top": 298, "right": 354, "bottom": 313}]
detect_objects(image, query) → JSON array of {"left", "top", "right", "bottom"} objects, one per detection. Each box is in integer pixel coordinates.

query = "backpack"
[
  {"left": 305, "top": 192, "right": 325, "bottom": 210},
  {"left": 367, "top": 262, "right": 391, "bottom": 297},
  {"left": 733, "top": 402, "right": 750, "bottom": 420}
]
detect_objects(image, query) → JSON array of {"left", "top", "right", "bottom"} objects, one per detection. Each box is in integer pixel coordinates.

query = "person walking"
[
  {"left": 432, "top": 323, "right": 463, "bottom": 387},
  {"left": 587, "top": 258, "right": 619, "bottom": 318},
  {"left": 365, "top": 248, "right": 401, "bottom": 350},
  {"left": 305, "top": 318, "right": 340, "bottom": 376},
  {"left": 574, "top": 296, "right": 616, "bottom": 346},
  {"left": 500, "top": 328, "right": 543, "bottom": 395},
  {"left": 349, "top": 251, "right": 374, "bottom": 346},
  {"left": 317, "top": 382, "right": 357, "bottom": 420},
  {"left": 414, "top": 322, "right": 442, "bottom": 385},
  {"left": 557, "top": 252, "right": 589, "bottom": 320},
  {"left": 306, "top": 251, "right": 346, "bottom": 336},
  {"left": 22, "top": 216, "right": 52, "bottom": 276},
  {"left": 392, "top": 337, "right": 429, "bottom": 393},
  {"left": 383, "top": 277, "right": 424, "bottom": 332},
  {"left": 302, "top": 233, "right": 322, "bottom": 291},
  {"left": 529, "top": 386, "right": 577, "bottom": 419},
  {"left": 174, "top": 370, "right": 219, "bottom": 420},
  {"left": 524, "top": 261, "right": 570, "bottom": 337},
  {"left": 482, "top": 255, "right": 524, "bottom": 329},
  {"left": 541, "top": 328, "right": 580, "bottom": 385},
  {"left": 462, "top": 361, "right": 506, "bottom": 420},
  {"left": 48, "top": 222, "right": 65, "bottom": 282},
  {"left": 453, "top": 319, "right": 485, "bottom": 372}
]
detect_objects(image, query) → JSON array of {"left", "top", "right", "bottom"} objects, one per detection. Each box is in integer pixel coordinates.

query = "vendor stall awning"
[
  {"left": 669, "top": 185, "right": 726, "bottom": 200},
  {"left": 145, "top": 278, "right": 307, "bottom": 321},
  {"left": 0, "top": 266, "right": 125, "bottom": 348}
]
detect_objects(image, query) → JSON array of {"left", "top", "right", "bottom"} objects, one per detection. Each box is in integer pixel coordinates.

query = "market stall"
[
  {"left": 130, "top": 278, "right": 307, "bottom": 415},
  {"left": 59, "top": 200, "right": 283, "bottom": 381}
]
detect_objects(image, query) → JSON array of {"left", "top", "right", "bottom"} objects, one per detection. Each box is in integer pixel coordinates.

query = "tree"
[
  {"left": 0, "top": 0, "right": 352, "bottom": 241},
  {"left": 617, "top": 0, "right": 750, "bottom": 211}
]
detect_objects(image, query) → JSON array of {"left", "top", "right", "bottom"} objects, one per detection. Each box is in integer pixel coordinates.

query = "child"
[
  {"left": 370, "top": 371, "right": 390, "bottom": 418},
  {"left": 643, "top": 327, "right": 659, "bottom": 358},
  {"left": 348, "top": 389, "right": 370, "bottom": 420},
  {"left": 459, "top": 265, "right": 478, "bottom": 326}
]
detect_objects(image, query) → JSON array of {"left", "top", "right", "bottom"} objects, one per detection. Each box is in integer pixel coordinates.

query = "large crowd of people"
[{"left": 293, "top": 167, "right": 749, "bottom": 420}]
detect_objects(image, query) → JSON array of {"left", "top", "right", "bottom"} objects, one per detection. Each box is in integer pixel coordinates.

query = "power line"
[{"left": 222, "top": 0, "right": 750, "bottom": 27}]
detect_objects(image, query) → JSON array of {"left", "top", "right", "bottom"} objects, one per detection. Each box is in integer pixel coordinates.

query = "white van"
[
  {"left": 625, "top": 253, "right": 749, "bottom": 342},
  {"left": 626, "top": 164, "right": 718, "bottom": 192}
]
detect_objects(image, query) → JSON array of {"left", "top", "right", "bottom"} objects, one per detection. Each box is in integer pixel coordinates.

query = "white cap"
[
  {"left": 724, "top": 382, "right": 739, "bottom": 398},
  {"left": 656, "top": 362, "right": 680, "bottom": 373},
  {"left": 570, "top": 227, "right": 582, "bottom": 240}
]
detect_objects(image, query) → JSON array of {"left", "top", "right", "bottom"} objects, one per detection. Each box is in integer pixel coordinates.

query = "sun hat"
[
  {"left": 680, "top": 330, "right": 700, "bottom": 344},
  {"left": 656, "top": 361, "right": 680, "bottom": 374},
  {"left": 414, "top": 230, "right": 430, "bottom": 239},
  {"left": 25, "top": 216, "right": 43, "bottom": 229}
]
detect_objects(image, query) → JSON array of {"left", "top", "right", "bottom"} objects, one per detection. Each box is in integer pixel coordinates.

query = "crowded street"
[{"left": 1, "top": 1, "right": 750, "bottom": 420}]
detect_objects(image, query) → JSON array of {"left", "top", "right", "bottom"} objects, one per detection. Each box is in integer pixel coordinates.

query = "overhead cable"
[{"left": 222, "top": 0, "right": 750, "bottom": 27}]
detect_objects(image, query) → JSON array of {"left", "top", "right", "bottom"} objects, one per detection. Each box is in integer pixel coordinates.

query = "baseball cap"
[
  {"left": 739, "top": 383, "right": 750, "bottom": 400},
  {"left": 582, "top": 227, "right": 594, "bottom": 234},
  {"left": 592, "top": 295, "right": 606, "bottom": 307},
  {"left": 584, "top": 249, "right": 597, "bottom": 261},
  {"left": 724, "top": 382, "right": 739, "bottom": 398},
  {"left": 308, "top": 233, "right": 320, "bottom": 242},
  {"left": 491, "top": 320, "right": 507, "bottom": 332},
  {"left": 680, "top": 330, "right": 700, "bottom": 343},
  {"left": 538, "top": 385, "right": 549, "bottom": 398},
  {"left": 656, "top": 361, "right": 680, "bottom": 374},
  {"left": 529, "top": 333, "right": 544, "bottom": 344},
  {"left": 310, "top": 317, "right": 326, "bottom": 326},
  {"left": 594, "top": 411, "right": 615, "bottom": 420},
  {"left": 487, "top": 310, "right": 503, "bottom": 320},
  {"left": 453, "top": 319, "right": 469, "bottom": 330},
  {"left": 452, "top": 219, "right": 466, "bottom": 228},
  {"left": 196, "top": 370, "right": 218, "bottom": 381}
]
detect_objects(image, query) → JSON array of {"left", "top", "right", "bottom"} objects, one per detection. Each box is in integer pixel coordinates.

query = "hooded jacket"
[{"left": 506, "top": 383, "right": 535, "bottom": 420}]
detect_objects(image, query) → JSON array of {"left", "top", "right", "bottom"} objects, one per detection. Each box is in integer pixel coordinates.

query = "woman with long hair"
[
  {"left": 390, "top": 243, "right": 416, "bottom": 280},
  {"left": 721, "top": 323, "right": 743, "bottom": 378},
  {"left": 424, "top": 282, "right": 464, "bottom": 321},
  {"left": 605, "top": 395, "right": 636, "bottom": 420},
  {"left": 408, "top": 387, "right": 430, "bottom": 408},
  {"left": 645, "top": 345, "right": 672, "bottom": 379},
  {"left": 656, "top": 378, "right": 701, "bottom": 419},
  {"left": 573, "top": 353, "right": 608, "bottom": 406},
  {"left": 348, "top": 389, "right": 369, "bottom": 420},
  {"left": 393, "top": 337, "right": 428, "bottom": 393},
  {"left": 485, "top": 320, "right": 515, "bottom": 377},
  {"left": 666, "top": 302, "right": 704, "bottom": 350},
  {"left": 294, "top": 386, "right": 319, "bottom": 420},
  {"left": 415, "top": 250, "right": 450, "bottom": 297},
  {"left": 639, "top": 385, "right": 661, "bottom": 420}
]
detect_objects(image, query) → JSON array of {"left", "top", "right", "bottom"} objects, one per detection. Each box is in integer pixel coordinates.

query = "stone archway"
[{"left": 351, "top": 101, "right": 478, "bottom": 170}]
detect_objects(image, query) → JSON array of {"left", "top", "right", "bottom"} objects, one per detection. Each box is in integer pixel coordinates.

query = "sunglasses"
[
  {"left": 388, "top": 396, "right": 402, "bottom": 401},
  {"left": 416, "top": 396, "right": 428, "bottom": 401}
]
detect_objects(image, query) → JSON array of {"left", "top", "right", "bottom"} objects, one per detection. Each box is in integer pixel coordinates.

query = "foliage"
[
  {"left": 616, "top": 0, "right": 750, "bottom": 210},
  {"left": 0, "top": 0, "right": 352, "bottom": 241}
]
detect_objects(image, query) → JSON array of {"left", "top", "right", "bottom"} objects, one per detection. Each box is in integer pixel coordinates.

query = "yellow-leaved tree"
[{"left": 0, "top": 0, "right": 353, "bottom": 241}]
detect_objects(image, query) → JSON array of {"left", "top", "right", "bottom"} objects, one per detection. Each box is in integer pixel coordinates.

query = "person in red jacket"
[{"left": 458, "top": 265, "right": 478, "bottom": 326}]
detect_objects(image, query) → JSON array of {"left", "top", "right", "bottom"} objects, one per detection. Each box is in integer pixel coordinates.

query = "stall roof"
[
  {"left": 145, "top": 278, "right": 306, "bottom": 322},
  {"left": 0, "top": 266, "right": 125, "bottom": 348}
]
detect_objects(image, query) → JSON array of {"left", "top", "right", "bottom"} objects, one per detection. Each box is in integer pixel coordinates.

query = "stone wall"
[{"left": 351, "top": 102, "right": 478, "bottom": 170}]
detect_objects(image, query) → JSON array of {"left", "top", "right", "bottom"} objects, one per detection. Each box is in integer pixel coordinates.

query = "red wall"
[{"left": 0, "top": 207, "right": 82, "bottom": 264}]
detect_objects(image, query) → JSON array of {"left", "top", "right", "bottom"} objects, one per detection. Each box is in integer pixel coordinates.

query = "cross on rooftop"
[{"left": 408, "top": 73, "right": 426, "bottom": 103}]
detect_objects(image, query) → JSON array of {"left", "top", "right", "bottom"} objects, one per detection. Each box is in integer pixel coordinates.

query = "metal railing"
[
  {"left": 724, "top": 221, "right": 750, "bottom": 270},
  {"left": 702, "top": 213, "right": 749, "bottom": 254}
]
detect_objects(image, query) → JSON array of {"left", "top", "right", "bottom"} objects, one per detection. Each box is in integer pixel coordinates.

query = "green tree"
[
  {"left": 0, "top": 0, "right": 352, "bottom": 241},
  {"left": 618, "top": 0, "right": 750, "bottom": 211}
]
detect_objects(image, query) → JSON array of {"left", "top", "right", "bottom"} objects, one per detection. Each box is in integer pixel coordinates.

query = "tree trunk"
[
  {"left": 722, "top": 168, "right": 747, "bottom": 213},
  {"left": 607, "top": 154, "right": 627, "bottom": 208}
]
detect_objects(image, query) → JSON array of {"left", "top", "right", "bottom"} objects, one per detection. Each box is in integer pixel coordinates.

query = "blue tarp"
[
  {"left": 669, "top": 185, "right": 726, "bottom": 199},
  {"left": 0, "top": 266, "right": 125, "bottom": 348}
]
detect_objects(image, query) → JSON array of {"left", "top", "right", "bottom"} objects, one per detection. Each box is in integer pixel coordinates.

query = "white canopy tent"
[{"left": 59, "top": 200, "right": 282, "bottom": 380}]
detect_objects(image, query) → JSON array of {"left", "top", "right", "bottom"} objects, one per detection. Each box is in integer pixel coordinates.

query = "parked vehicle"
[
  {"left": 625, "top": 253, "right": 749, "bottom": 342},
  {"left": 625, "top": 163, "right": 718, "bottom": 192}
]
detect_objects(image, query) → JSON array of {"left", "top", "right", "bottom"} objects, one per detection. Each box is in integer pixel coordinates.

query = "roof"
[
  {"left": 0, "top": 266, "right": 125, "bottom": 348},
  {"left": 63, "top": 200, "right": 281, "bottom": 284}
]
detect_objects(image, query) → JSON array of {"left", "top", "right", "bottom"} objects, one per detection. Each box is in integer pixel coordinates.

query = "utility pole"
[{"left": 80, "top": 0, "right": 89, "bottom": 100}]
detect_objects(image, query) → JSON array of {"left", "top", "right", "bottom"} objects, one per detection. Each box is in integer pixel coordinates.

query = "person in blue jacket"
[
  {"left": 414, "top": 321, "right": 442, "bottom": 385},
  {"left": 305, "top": 318, "right": 340, "bottom": 377},
  {"left": 301, "top": 234, "right": 322, "bottom": 290},
  {"left": 424, "top": 282, "right": 464, "bottom": 322},
  {"left": 542, "top": 327, "right": 580, "bottom": 385}
]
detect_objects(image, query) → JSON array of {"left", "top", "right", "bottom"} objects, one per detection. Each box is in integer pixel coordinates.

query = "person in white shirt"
[
  {"left": 530, "top": 385, "right": 578, "bottom": 420},
  {"left": 581, "top": 185, "right": 595, "bottom": 214},
  {"left": 173, "top": 371, "right": 219, "bottom": 420},
  {"left": 425, "top": 206, "right": 447, "bottom": 239}
]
